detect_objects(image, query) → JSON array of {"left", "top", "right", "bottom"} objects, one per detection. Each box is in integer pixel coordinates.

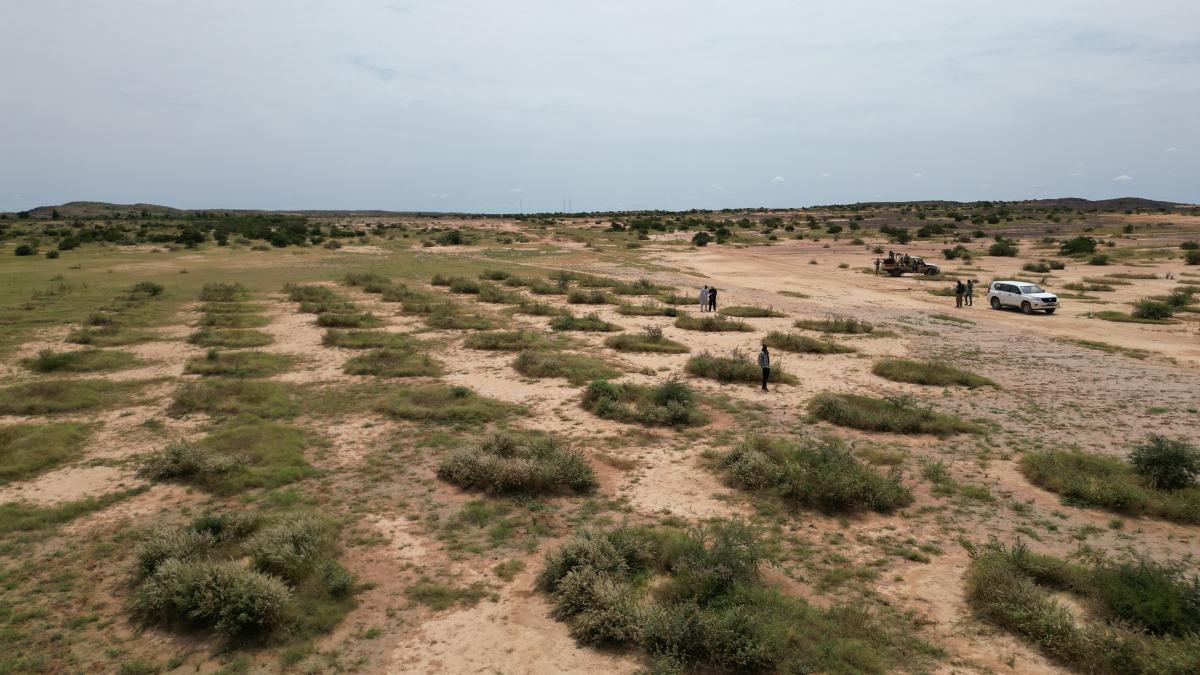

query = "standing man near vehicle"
[
  {"left": 954, "top": 279, "right": 966, "bottom": 308},
  {"left": 874, "top": 258, "right": 881, "bottom": 275},
  {"left": 965, "top": 279, "right": 975, "bottom": 306},
  {"left": 699, "top": 285, "right": 709, "bottom": 312},
  {"left": 758, "top": 344, "right": 771, "bottom": 391}
]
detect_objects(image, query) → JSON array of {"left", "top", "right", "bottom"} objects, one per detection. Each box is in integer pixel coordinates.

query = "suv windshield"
[{"left": 1018, "top": 285, "right": 1044, "bottom": 294}]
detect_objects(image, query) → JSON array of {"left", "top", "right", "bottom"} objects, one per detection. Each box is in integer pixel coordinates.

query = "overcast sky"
[{"left": 1, "top": 0, "right": 1197, "bottom": 212}]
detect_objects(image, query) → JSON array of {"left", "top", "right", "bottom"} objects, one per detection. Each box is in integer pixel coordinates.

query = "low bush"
[
  {"left": 1131, "top": 435, "right": 1200, "bottom": 490},
  {"left": 685, "top": 349, "right": 799, "bottom": 385},
  {"left": 169, "top": 379, "right": 298, "bottom": 418},
  {"left": 438, "top": 432, "right": 597, "bottom": 495},
  {"left": 185, "top": 351, "right": 293, "bottom": 378},
  {"left": 0, "top": 422, "right": 90, "bottom": 483},
  {"left": 1063, "top": 282, "right": 1114, "bottom": 292},
  {"left": 138, "top": 419, "right": 314, "bottom": 495},
  {"left": 551, "top": 312, "right": 622, "bottom": 332},
  {"left": 198, "top": 312, "right": 270, "bottom": 328},
  {"left": 189, "top": 328, "right": 273, "bottom": 348},
  {"left": 343, "top": 348, "right": 442, "bottom": 377},
  {"left": 316, "top": 311, "right": 380, "bottom": 328},
  {"left": 1022, "top": 262, "right": 1051, "bottom": 273},
  {"left": 604, "top": 327, "right": 688, "bottom": 353},
  {"left": 374, "top": 385, "right": 523, "bottom": 424},
  {"left": 423, "top": 306, "right": 494, "bottom": 330},
  {"left": 1088, "top": 254, "right": 1111, "bottom": 266},
  {"left": 342, "top": 272, "right": 391, "bottom": 292},
  {"left": 793, "top": 316, "right": 874, "bottom": 334},
  {"left": 762, "top": 331, "right": 854, "bottom": 354},
  {"left": 322, "top": 330, "right": 417, "bottom": 350},
  {"left": 1132, "top": 299, "right": 1174, "bottom": 320},
  {"left": 1092, "top": 310, "right": 1174, "bottom": 324},
  {"left": 22, "top": 348, "right": 137, "bottom": 373},
  {"left": 966, "top": 541, "right": 1200, "bottom": 674},
  {"left": 718, "top": 305, "right": 785, "bottom": 318},
  {"left": 611, "top": 278, "right": 667, "bottom": 296},
  {"left": 448, "top": 277, "right": 481, "bottom": 294},
  {"left": 567, "top": 289, "right": 614, "bottom": 305},
  {"left": 871, "top": 358, "right": 996, "bottom": 388},
  {"left": 718, "top": 436, "right": 912, "bottom": 513},
  {"left": 199, "top": 283, "right": 248, "bottom": 302},
  {"left": 513, "top": 300, "right": 568, "bottom": 317},
  {"left": 539, "top": 521, "right": 939, "bottom": 673},
  {"left": 477, "top": 284, "right": 520, "bottom": 304},
  {"left": 513, "top": 350, "right": 620, "bottom": 385},
  {"left": 1058, "top": 236, "right": 1097, "bottom": 255},
  {"left": 0, "top": 379, "right": 129, "bottom": 415},
  {"left": 1019, "top": 447, "right": 1200, "bottom": 524},
  {"left": 479, "top": 269, "right": 511, "bottom": 281},
  {"left": 674, "top": 313, "right": 753, "bottom": 332},
  {"left": 464, "top": 330, "right": 553, "bottom": 351},
  {"left": 616, "top": 303, "right": 678, "bottom": 317},
  {"left": 657, "top": 293, "right": 698, "bottom": 305},
  {"left": 581, "top": 377, "right": 707, "bottom": 428},
  {"left": 988, "top": 240, "right": 1019, "bottom": 257},
  {"left": 808, "top": 393, "right": 981, "bottom": 436},
  {"left": 1186, "top": 250, "right": 1200, "bottom": 265}
]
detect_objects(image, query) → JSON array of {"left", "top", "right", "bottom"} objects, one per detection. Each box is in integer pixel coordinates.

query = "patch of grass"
[
  {"left": 567, "top": 289, "right": 615, "bottom": 305},
  {"left": 321, "top": 330, "right": 417, "bottom": 350},
  {"left": 718, "top": 305, "right": 785, "bottom": 318},
  {"left": 1062, "top": 339, "right": 1149, "bottom": 359},
  {"left": 405, "top": 580, "right": 488, "bottom": 611},
  {"left": 169, "top": 379, "right": 297, "bottom": 418},
  {"left": 374, "top": 385, "right": 523, "bottom": 423},
  {"left": 1091, "top": 310, "right": 1175, "bottom": 325},
  {"left": 513, "top": 299, "right": 568, "bottom": 317},
  {"left": 0, "top": 423, "right": 90, "bottom": 483},
  {"left": 550, "top": 312, "right": 622, "bottom": 332},
  {"left": 611, "top": 278, "right": 669, "bottom": 295},
  {"left": 1021, "top": 444, "right": 1200, "bottom": 524},
  {"left": 674, "top": 313, "right": 753, "bottom": 332},
  {"left": 464, "top": 330, "right": 555, "bottom": 351},
  {"left": 189, "top": 328, "right": 273, "bottom": 348},
  {"left": 343, "top": 348, "right": 442, "bottom": 377},
  {"left": 719, "top": 435, "right": 912, "bottom": 513},
  {"left": 513, "top": 350, "right": 620, "bottom": 385},
  {"left": 316, "top": 311, "right": 380, "bottom": 328},
  {"left": 185, "top": 351, "right": 293, "bottom": 378},
  {"left": 447, "top": 277, "right": 481, "bottom": 294},
  {"left": 685, "top": 349, "right": 799, "bottom": 385},
  {"left": 793, "top": 316, "right": 874, "bottom": 334},
  {"left": 199, "top": 283, "right": 249, "bottom": 302},
  {"left": 21, "top": 348, "right": 138, "bottom": 373},
  {"left": 421, "top": 305, "right": 495, "bottom": 330},
  {"left": 342, "top": 272, "right": 391, "bottom": 292},
  {"left": 198, "top": 312, "right": 270, "bottom": 328},
  {"left": 1063, "top": 282, "right": 1115, "bottom": 292},
  {"left": 1105, "top": 272, "right": 1157, "bottom": 280},
  {"left": 138, "top": 419, "right": 315, "bottom": 495},
  {"left": 494, "top": 560, "right": 525, "bottom": 581},
  {"left": 581, "top": 377, "right": 708, "bottom": 427},
  {"left": 616, "top": 303, "right": 678, "bottom": 317},
  {"left": 871, "top": 358, "right": 996, "bottom": 388},
  {"left": 0, "top": 379, "right": 134, "bottom": 415},
  {"left": 929, "top": 312, "right": 975, "bottom": 325},
  {"left": 762, "top": 331, "right": 854, "bottom": 354},
  {"left": 539, "top": 521, "right": 940, "bottom": 673},
  {"left": 657, "top": 293, "right": 699, "bottom": 305},
  {"left": 966, "top": 541, "right": 1200, "bottom": 674},
  {"left": 438, "top": 432, "right": 597, "bottom": 495},
  {"left": 808, "top": 393, "right": 982, "bottom": 436},
  {"left": 477, "top": 283, "right": 520, "bottom": 304},
  {"left": 604, "top": 327, "right": 688, "bottom": 353},
  {"left": 0, "top": 487, "right": 145, "bottom": 535}
]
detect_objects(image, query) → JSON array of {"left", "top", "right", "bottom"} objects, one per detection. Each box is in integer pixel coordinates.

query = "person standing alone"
[
  {"left": 699, "top": 285, "right": 709, "bottom": 312},
  {"left": 758, "top": 344, "right": 771, "bottom": 391}
]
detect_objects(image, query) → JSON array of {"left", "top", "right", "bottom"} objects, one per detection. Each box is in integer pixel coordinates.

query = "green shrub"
[
  {"left": 438, "top": 432, "right": 597, "bottom": 495},
  {"left": 988, "top": 241, "right": 1019, "bottom": 256},
  {"left": 448, "top": 277, "right": 481, "bottom": 294},
  {"left": 1088, "top": 254, "right": 1111, "bottom": 266},
  {"left": 424, "top": 306, "right": 494, "bottom": 330},
  {"left": 477, "top": 283, "right": 520, "bottom": 304},
  {"left": 1022, "top": 262, "right": 1051, "bottom": 273},
  {"left": 22, "top": 348, "right": 137, "bottom": 373},
  {"left": 189, "top": 328, "right": 273, "bottom": 348},
  {"left": 604, "top": 327, "right": 688, "bottom": 353},
  {"left": 616, "top": 303, "right": 678, "bottom": 317},
  {"left": 674, "top": 313, "right": 753, "bottom": 332},
  {"left": 513, "top": 350, "right": 620, "bottom": 385},
  {"left": 169, "top": 379, "right": 297, "bottom": 418},
  {"left": 514, "top": 300, "right": 568, "bottom": 317},
  {"left": 0, "top": 423, "right": 90, "bottom": 483},
  {"left": 374, "top": 385, "right": 522, "bottom": 423},
  {"left": 464, "top": 330, "right": 553, "bottom": 351},
  {"left": 1058, "top": 236, "right": 1097, "bottom": 255},
  {"left": 132, "top": 559, "right": 290, "bottom": 637},
  {"left": 479, "top": 269, "right": 511, "bottom": 280},
  {"left": 808, "top": 393, "right": 981, "bottom": 436},
  {"left": 244, "top": 513, "right": 336, "bottom": 584},
  {"left": 1092, "top": 310, "right": 1174, "bottom": 324},
  {"left": 657, "top": 293, "right": 698, "bottom": 305},
  {"left": 871, "top": 358, "right": 996, "bottom": 388},
  {"left": 130, "top": 281, "right": 164, "bottom": 296},
  {"left": 1132, "top": 299, "right": 1174, "bottom": 320},
  {"left": 342, "top": 272, "right": 391, "bottom": 291},
  {"left": 1130, "top": 435, "right": 1200, "bottom": 490},
  {"left": 283, "top": 283, "right": 340, "bottom": 304},
  {"left": 184, "top": 351, "right": 292, "bottom": 378},
  {"left": 198, "top": 312, "right": 269, "bottom": 328},
  {"left": 199, "top": 283, "right": 248, "bottom": 302},
  {"left": 611, "top": 278, "right": 668, "bottom": 296},
  {"left": 0, "top": 379, "right": 129, "bottom": 415},
  {"left": 719, "top": 436, "right": 912, "bottom": 513},
  {"left": 685, "top": 349, "right": 799, "bottom": 385},
  {"left": 1186, "top": 250, "right": 1200, "bottom": 265},
  {"left": 792, "top": 316, "right": 874, "bottom": 334},
  {"left": 138, "top": 420, "right": 314, "bottom": 495},
  {"left": 718, "top": 305, "right": 785, "bottom": 318},
  {"left": 551, "top": 312, "right": 622, "bottom": 332},
  {"left": 581, "top": 377, "right": 707, "bottom": 428},
  {"left": 316, "top": 311, "right": 380, "bottom": 328},
  {"left": 762, "top": 332, "right": 854, "bottom": 354},
  {"left": 567, "top": 289, "right": 614, "bottom": 305},
  {"left": 322, "top": 330, "right": 417, "bottom": 350},
  {"left": 343, "top": 348, "right": 442, "bottom": 377}
]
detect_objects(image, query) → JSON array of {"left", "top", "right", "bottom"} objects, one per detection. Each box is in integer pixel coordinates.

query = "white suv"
[{"left": 987, "top": 281, "right": 1058, "bottom": 314}]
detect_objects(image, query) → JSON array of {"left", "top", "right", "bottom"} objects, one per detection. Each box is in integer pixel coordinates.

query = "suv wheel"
[
  {"left": 1021, "top": 302, "right": 1033, "bottom": 314},
  {"left": 1044, "top": 308, "right": 1056, "bottom": 315},
  {"left": 990, "top": 297, "right": 1001, "bottom": 310}
]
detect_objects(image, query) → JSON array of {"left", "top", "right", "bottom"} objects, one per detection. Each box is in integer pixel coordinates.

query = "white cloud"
[
  {"left": 1112, "top": 174, "right": 1132, "bottom": 181},
  {"left": 1069, "top": 171, "right": 1083, "bottom": 176},
  {"left": 1166, "top": 146, "right": 1181, "bottom": 153},
  {"left": 710, "top": 183, "right": 724, "bottom": 191},
  {"left": 771, "top": 175, "right": 785, "bottom": 183},
  {"left": 912, "top": 172, "right": 925, "bottom": 179},
  {"left": 431, "top": 192, "right": 450, "bottom": 197},
  {"left": 507, "top": 187, "right": 523, "bottom": 193},
  {"left": 819, "top": 172, "right": 832, "bottom": 178}
]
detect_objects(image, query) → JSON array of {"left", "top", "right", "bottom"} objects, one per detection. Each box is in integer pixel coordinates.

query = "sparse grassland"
[
  {"left": 189, "top": 328, "right": 273, "bottom": 348},
  {"left": 718, "top": 305, "right": 785, "bottom": 318},
  {"left": 0, "top": 379, "right": 139, "bottom": 415},
  {"left": 185, "top": 350, "right": 293, "bottom": 378},
  {"left": 762, "top": 331, "right": 854, "bottom": 354},
  {"left": 616, "top": 302, "right": 678, "bottom": 317},
  {"left": 581, "top": 377, "right": 708, "bottom": 427},
  {"left": 966, "top": 541, "right": 1200, "bottom": 674},
  {"left": 22, "top": 348, "right": 138, "bottom": 373},
  {"left": 604, "top": 327, "right": 688, "bottom": 353},
  {"left": 0, "top": 487, "right": 146, "bottom": 536},
  {"left": 808, "top": 393, "right": 982, "bottom": 436},
  {"left": 871, "top": 358, "right": 996, "bottom": 388},
  {"left": 513, "top": 350, "right": 620, "bottom": 385},
  {"left": 550, "top": 312, "right": 622, "bottom": 332},
  {"left": 657, "top": 293, "right": 699, "bottom": 305},
  {"left": 138, "top": 419, "right": 315, "bottom": 494},
  {"left": 567, "top": 289, "right": 615, "bottom": 305},
  {"left": 539, "top": 521, "right": 940, "bottom": 673},
  {"left": 322, "top": 330, "right": 417, "bottom": 350},
  {"left": 674, "top": 313, "right": 753, "bottom": 332},
  {"left": 793, "top": 316, "right": 874, "bottom": 334},
  {"left": 464, "top": 330, "right": 556, "bottom": 351},
  {"left": 424, "top": 305, "right": 495, "bottom": 330},
  {"left": 197, "top": 312, "right": 270, "bottom": 328},
  {"left": 198, "top": 282, "right": 249, "bottom": 302},
  {"left": 0, "top": 423, "right": 90, "bottom": 482},
  {"left": 343, "top": 348, "right": 443, "bottom": 377},
  {"left": 437, "top": 432, "right": 597, "bottom": 495},
  {"left": 169, "top": 379, "right": 298, "bottom": 418},
  {"left": 718, "top": 435, "right": 912, "bottom": 513},
  {"left": 1060, "top": 338, "right": 1150, "bottom": 359},
  {"left": 513, "top": 299, "right": 568, "bottom": 317},
  {"left": 374, "top": 385, "right": 523, "bottom": 423},
  {"left": 686, "top": 349, "right": 799, "bottom": 385},
  {"left": 1090, "top": 310, "right": 1176, "bottom": 325}
]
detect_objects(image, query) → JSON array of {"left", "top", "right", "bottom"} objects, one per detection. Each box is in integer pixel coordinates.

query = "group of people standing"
[
  {"left": 954, "top": 279, "right": 976, "bottom": 308},
  {"left": 698, "top": 284, "right": 719, "bottom": 312}
]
